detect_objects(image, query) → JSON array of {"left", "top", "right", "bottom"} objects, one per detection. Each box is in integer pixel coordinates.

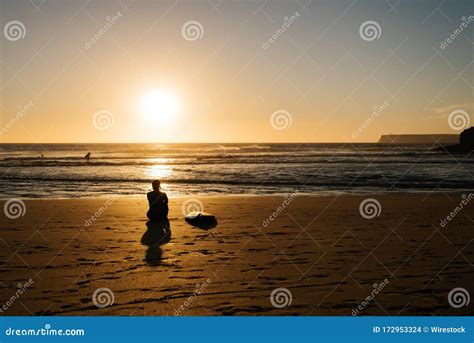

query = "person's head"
[{"left": 152, "top": 180, "right": 161, "bottom": 191}]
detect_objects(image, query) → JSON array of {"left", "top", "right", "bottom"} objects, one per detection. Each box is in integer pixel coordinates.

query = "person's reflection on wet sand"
[{"left": 141, "top": 219, "right": 171, "bottom": 266}]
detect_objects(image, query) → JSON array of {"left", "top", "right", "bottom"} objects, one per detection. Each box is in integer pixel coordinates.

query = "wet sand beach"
[{"left": 0, "top": 194, "right": 472, "bottom": 316}]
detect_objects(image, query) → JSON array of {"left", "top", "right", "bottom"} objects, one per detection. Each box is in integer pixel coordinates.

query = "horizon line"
[
  {"left": 0, "top": 140, "right": 455, "bottom": 145},
  {"left": 0, "top": 141, "right": 378, "bottom": 144},
  {"left": 0, "top": 133, "right": 461, "bottom": 145}
]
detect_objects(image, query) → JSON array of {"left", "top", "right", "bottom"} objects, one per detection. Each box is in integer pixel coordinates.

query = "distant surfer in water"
[
  {"left": 147, "top": 180, "right": 169, "bottom": 221},
  {"left": 84, "top": 152, "right": 91, "bottom": 161}
]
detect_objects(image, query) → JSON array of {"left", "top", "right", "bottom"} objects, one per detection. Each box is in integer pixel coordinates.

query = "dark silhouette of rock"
[
  {"left": 460, "top": 127, "right": 474, "bottom": 149},
  {"left": 435, "top": 127, "right": 474, "bottom": 153}
]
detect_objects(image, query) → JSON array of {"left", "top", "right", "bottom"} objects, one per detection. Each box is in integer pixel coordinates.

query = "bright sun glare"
[{"left": 139, "top": 89, "right": 180, "bottom": 123}]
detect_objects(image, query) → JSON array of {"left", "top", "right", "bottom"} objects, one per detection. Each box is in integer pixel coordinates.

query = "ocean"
[{"left": 0, "top": 143, "right": 472, "bottom": 198}]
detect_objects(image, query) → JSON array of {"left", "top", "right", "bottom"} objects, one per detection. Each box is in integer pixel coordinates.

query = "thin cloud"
[{"left": 424, "top": 103, "right": 472, "bottom": 120}]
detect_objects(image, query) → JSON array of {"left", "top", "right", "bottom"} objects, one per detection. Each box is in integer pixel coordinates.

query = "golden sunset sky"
[{"left": 0, "top": 0, "right": 472, "bottom": 143}]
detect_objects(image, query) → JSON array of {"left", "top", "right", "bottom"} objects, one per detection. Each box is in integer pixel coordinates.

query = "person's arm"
[
  {"left": 147, "top": 192, "right": 152, "bottom": 205},
  {"left": 163, "top": 193, "right": 168, "bottom": 204}
]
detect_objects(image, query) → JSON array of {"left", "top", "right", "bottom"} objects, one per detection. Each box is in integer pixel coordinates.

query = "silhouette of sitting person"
[{"left": 146, "top": 180, "right": 169, "bottom": 221}]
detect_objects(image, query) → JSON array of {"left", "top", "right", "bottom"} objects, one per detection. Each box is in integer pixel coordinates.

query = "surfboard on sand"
[{"left": 185, "top": 212, "right": 217, "bottom": 229}]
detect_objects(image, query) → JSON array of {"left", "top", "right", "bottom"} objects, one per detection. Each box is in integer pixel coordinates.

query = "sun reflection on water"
[{"left": 146, "top": 163, "right": 172, "bottom": 179}]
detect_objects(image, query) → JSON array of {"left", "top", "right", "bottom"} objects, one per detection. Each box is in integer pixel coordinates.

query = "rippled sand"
[{"left": 0, "top": 194, "right": 472, "bottom": 316}]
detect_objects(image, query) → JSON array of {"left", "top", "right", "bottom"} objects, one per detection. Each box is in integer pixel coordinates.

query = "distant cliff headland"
[
  {"left": 378, "top": 127, "right": 474, "bottom": 153},
  {"left": 378, "top": 134, "right": 458, "bottom": 144}
]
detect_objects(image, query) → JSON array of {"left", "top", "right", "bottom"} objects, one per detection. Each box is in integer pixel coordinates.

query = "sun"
[{"left": 139, "top": 89, "right": 180, "bottom": 122}]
